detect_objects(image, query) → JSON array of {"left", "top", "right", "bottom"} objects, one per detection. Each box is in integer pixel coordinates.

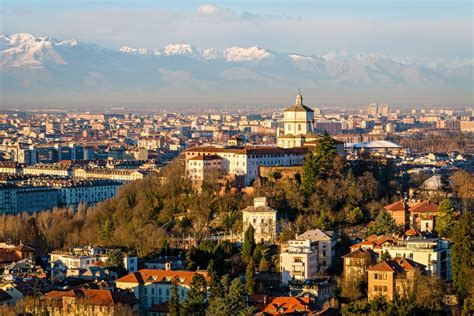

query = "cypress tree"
[
  {"left": 451, "top": 211, "right": 473, "bottom": 301},
  {"left": 242, "top": 226, "right": 256, "bottom": 263},
  {"left": 169, "top": 282, "right": 180, "bottom": 316},
  {"left": 246, "top": 261, "right": 256, "bottom": 295}
]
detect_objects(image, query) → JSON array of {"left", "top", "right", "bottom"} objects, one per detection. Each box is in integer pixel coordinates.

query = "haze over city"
[{"left": 1, "top": 0, "right": 473, "bottom": 108}]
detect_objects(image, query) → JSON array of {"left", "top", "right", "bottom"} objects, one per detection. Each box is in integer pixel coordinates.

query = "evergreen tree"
[
  {"left": 367, "top": 211, "right": 402, "bottom": 236},
  {"left": 242, "top": 226, "right": 256, "bottom": 263},
  {"left": 206, "top": 260, "right": 222, "bottom": 303},
  {"left": 228, "top": 278, "right": 254, "bottom": 315},
  {"left": 245, "top": 261, "right": 256, "bottom": 295},
  {"left": 181, "top": 273, "right": 208, "bottom": 316},
  {"left": 99, "top": 219, "right": 114, "bottom": 245},
  {"left": 258, "top": 257, "right": 269, "bottom": 272},
  {"left": 451, "top": 211, "right": 473, "bottom": 301},
  {"left": 169, "top": 282, "right": 180, "bottom": 316},
  {"left": 104, "top": 249, "right": 126, "bottom": 276},
  {"left": 302, "top": 132, "right": 336, "bottom": 196},
  {"left": 435, "top": 198, "right": 456, "bottom": 237},
  {"left": 252, "top": 244, "right": 263, "bottom": 264}
]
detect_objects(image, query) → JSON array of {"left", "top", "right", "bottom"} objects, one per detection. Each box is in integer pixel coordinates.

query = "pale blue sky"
[{"left": 1, "top": 0, "right": 473, "bottom": 58}]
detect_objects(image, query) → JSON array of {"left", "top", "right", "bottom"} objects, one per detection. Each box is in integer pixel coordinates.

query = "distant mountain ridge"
[{"left": 1, "top": 33, "right": 472, "bottom": 106}]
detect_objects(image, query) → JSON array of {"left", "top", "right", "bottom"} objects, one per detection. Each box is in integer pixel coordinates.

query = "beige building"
[
  {"left": 280, "top": 239, "right": 318, "bottom": 285},
  {"left": 342, "top": 248, "right": 377, "bottom": 278},
  {"left": 242, "top": 197, "right": 277, "bottom": 243},
  {"left": 185, "top": 154, "right": 223, "bottom": 184}
]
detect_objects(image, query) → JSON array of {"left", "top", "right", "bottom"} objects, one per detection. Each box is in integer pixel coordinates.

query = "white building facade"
[{"left": 280, "top": 239, "right": 319, "bottom": 285}]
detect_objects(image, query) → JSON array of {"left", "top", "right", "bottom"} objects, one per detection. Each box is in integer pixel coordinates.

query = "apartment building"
[
  {"left": 297, "top": 229, "right": 337, "bottom": 271},
  {"left": 280, "top": 239, "right": 318, "bottom": 285}
]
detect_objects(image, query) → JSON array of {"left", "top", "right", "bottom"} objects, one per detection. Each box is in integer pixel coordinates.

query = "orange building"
[
  {"left": 367, "top": 258, "right": 425, "bottom": 301},
  {"left": 384, "top": 200, "right": 408, "bottom": 227}
]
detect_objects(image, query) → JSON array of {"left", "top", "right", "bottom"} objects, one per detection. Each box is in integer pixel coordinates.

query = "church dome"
[{"left": 284, "top": 92, "right": 314, "bottom": 112}]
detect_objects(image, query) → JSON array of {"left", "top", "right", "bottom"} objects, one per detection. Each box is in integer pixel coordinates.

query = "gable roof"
[
  {"left": 260, "top": 296, "right": 312, "bottom": 315},
  {"left": 342, "top": 248, "right": 377, "bottom": 259},
  {"left": 409, "top": 200, "right": 438, "bottom": 213},
  {"left": 384, "top": 200, "right": 405, "bottom": 212},
  {"left": 368, "top": 258, "right": 425, "bottom": 274},
  {"left": 44, "top": 289, "right": 137, "bottom": 306},
  {"left": 116, "top": 269, "right": 209, "bottom": 286},
  {"left": 298, "top": 229, "right": 333, "bottom": 241}
]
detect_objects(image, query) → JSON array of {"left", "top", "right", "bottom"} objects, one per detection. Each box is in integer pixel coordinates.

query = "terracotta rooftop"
[
  {"left": 409, "top": 200, "right": 438, "bottom": 213},
  {"left": 259, "top": 296, "right": 312, "bottom": 315},
  {"left": 116, "top": 269, "right": 209, "bottom": 286},
  {"left": 44, "top": 289, "right": 137, "bottom": 306},
  {"left": 384, "top": 200, "right": 405, "bottom": 212}
]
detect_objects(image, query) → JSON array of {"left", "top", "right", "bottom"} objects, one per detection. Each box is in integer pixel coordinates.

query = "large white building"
[
  {"left": 116, "top": 269, "right": 209, "bottom": 310},
  {"left": 280, "top": 239, "right": 319, "bottom": 285},
  {"left": 242, "top": 197, "right": 278, "bottom": 243},
  {"left": 184, "top": 146, "right": 307, "bottom": 186}
]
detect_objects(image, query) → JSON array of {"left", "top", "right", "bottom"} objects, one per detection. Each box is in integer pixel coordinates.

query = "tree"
[
  {"left": 435, "top": 198, "right": 456, "bottom": 237},
  {"left": 206, "top": 278, "right": 253, "bottom": 316},
  {"left": 181, "top": 273, "right": 208, "bottom": 316},
  {"left": 380, "top": 250, "right": 391, "bottom": 261},
  {"left": 258, "top": 257, "right": 269, "bottom": 273},
  {"left": 451, "top": 211, "right": 473, "bottom": 301},
  {"left": 104, "top": 249, "right": 126, "bottom": 276},
  {"left": 228, "top": 278, "right": 254, "bottom": 315},
  {"left": 241, "top": 226, "right": 255, "bottom": 264},
  {"left": 350, "top": 207, "right": 364, "bottom": 224},
  {"left": 99, "top": 219, "right": 114, "bottom": 245},
  {"left": 169, "top": 282, "right": 180, "bottom": 316},
  {"left": 206, "top": 260, "right": 222, "bottom": 303},
  {"left": 245, "top": 261, "right": 256, "bottom": 295},
  {"left": 302, "top": 132, "right": 336, "bottom": 196},
  {"left": 367, "top": 211, "right": 402, "bottom": 236}
]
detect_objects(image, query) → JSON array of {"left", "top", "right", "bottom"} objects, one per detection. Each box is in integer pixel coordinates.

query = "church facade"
[{"left": 277, "top": 93, "right": 322, "bottom": 148}]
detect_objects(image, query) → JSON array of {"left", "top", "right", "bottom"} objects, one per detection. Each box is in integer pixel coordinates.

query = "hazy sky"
[{"left": 2, "top": 0, "right": 473, "bottom": 59}]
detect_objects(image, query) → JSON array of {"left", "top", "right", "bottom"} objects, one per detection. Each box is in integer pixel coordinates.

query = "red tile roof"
[
  {"left": 409, "top": 200, "right": 438, "bottom": 213},
  {"left": 44, "top": 289, "right": 137, "bottom": 306},
  {"left": 259, "top": 296, "right": 313, "bottom": 315},
  {"left": 116, "top": 269, "right": 209, "bottom": 286},
  {"left": 384, "top": 200, "right": 405, "bottom": 212}
]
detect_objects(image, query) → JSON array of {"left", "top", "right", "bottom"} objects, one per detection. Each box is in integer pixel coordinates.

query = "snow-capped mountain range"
[{"left": 1, "top": 33, "right": 472, "bottom": 106}]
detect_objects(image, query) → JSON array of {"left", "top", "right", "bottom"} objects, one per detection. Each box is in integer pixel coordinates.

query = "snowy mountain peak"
[
  {"left": 224, "top": 46, "right": 273, "bottom": 62},
  {"left": 163, "top": 43, "right": 198, "bottom": 56},
  {"left": 202, "top": 48, "right": 222, "bottom": 60},
  {"left": 0, "top": 33, "right": 66, "bottom": 69},
  {"left": 120, "top": 46, "right": 150, "bottom": 55},
  {"left": 55, "top": 39, "right": 78, "bottom": 47}
]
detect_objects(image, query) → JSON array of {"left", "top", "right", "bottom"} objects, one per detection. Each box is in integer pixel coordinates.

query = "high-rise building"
[
  {"left": 378, "top": 104, "right": 390, "bottom": 116},
  {"left": 367, "top": 103, "right": 378, "bottom": 116}
]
